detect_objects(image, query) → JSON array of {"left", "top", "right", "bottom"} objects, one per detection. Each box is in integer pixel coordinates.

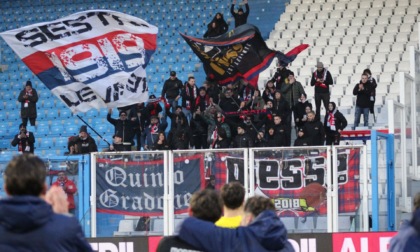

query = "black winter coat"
[
  {"left": 353, "top": 82, "right": 372, "bottom": 108},
  {"left": 302, "top": 120, "right": 325, "bottom": 146},
  {"left": 18, "top": 88, "right": 38, "bottom": 118},
  {"left": 230, "top": 4, "right": 250, "bottom": 27},
  {"left": 324, "top": 110, "right": 347, "bottom": 135}
]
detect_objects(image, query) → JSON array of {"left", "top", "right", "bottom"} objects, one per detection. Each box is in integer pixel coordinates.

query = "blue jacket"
[
  {"left": 389, "top": 208, "right": 420, "bottom": 252},
  {"left": 0, "top": 196, "right": 92, "bottom": 252},
  {"left": 178, "top": 210, "right": 293, "bottom": 252}
]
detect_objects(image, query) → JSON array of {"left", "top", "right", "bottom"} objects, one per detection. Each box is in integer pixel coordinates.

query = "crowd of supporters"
[{"left": 97, "top": 61, "right": 378, "bottom": 152}]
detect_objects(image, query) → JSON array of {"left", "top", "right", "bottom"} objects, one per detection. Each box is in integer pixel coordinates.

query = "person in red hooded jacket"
[{"left": 52, "top": 171, "right": 77, "bottom": 214}]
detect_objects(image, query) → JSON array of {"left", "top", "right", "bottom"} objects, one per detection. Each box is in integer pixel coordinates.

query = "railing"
[{"left": 90, "top": 146, "right": 369, "bottom": 237}]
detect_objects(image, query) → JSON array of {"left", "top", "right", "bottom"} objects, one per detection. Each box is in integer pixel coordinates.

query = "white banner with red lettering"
[{"left": 0, "top": 10, "right": 157, "bottom": 113}]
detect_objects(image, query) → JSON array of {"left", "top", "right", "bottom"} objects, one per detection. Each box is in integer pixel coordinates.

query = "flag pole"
[{"left": 76, "top": 115, "right": 111, "bottom": 146}]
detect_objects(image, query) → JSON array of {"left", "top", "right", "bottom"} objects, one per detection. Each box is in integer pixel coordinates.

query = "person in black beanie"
[
  {"left": 74, "top": 125, "right": 98, "bottom": 154},
  {"left": 18, "top": 80, "right": 38, "bottom": 127},
  {"left": 11, "top": 124, "right": 35, "bottom": 153},
  {"left": 231, "top": 0, "right": 250, "bottom": 28}
]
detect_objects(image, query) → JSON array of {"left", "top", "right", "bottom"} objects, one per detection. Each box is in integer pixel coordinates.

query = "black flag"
[{"left": 180, "top": 24, "right": 308, "bottom": 87}]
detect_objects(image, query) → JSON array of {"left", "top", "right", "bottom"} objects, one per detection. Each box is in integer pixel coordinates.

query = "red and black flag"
[{"left": 180, "top": 24, "right": 308, "bottom": 88}]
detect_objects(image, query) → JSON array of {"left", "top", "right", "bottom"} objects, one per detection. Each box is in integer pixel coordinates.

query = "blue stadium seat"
[
  {"left": 185, "top": 64, "right": 196, "bottom": 72},
  {"left": 43, "top": 149, "right": 59, "bottom": 157},
  {"left": 39, "top": 137, "right": 54, "bottom": 149},
  {"left": 55, "top": 137, "right": 68, "bottom": 149},
  {"left": 152, "top": 75, "right": 161, "bottom": 84},
  {"left": 172, "top": 64, "right": 182, "bottom": 72},
  {"left": 0, "top": 127, "right": 8, "bottom": 137},
  {"left": 95, "top": 124, "right": 110, "bottom": 136},
  {"left": 59, "top": 109, "right": 72, "bottom": 119},
  {"left": 99, "top": 109, "right": 110, "bottom": 118},
  {"left": 50, "top": 125, "right": 64, "bottom": 136},
  {"left": 50, "top": 120, "right": 63, "bottom": 128},
  {"left": 36, "top": 125, "right": 50, "bottom": 137},
  {"left": 179, "top": 53, "right": 191, "bottom": 62},
  {"left": 45, "top": 110, "right": 57, "bottom": 119},
  {"left": 43, "top": 99, "right": 55, "bottom": 108},
  {"left": 158, "top": 65, "right": 168, "bottom": 73},
  {"left": 36, "top": 120, "right": 49, "bottom": 128},
  {"left": 85, "top": 109, "right": 98, "bottom": 118},
  {"left": 7, "top": 111, "right": 21, "bottom": 122},
  {"left": 0, "top": 139, "right": 11, "bottom": 149},
  {"left": 2, "top": 92, "right": 13, "bottom": 101},
  {"left": 64, "top": 124, "right": 78, "bottom": 135}
]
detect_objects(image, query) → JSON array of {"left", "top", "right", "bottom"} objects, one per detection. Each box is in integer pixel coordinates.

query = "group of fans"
[{"left": 58, "top": 58, "right": 377, "bottom": 154}]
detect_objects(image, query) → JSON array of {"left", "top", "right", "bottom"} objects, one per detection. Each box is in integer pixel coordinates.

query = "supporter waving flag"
[
  {"left": 0, "top": 10, "right": 157, "bottom": 113},
  {"left": 180, "top": 24, "right": 308, "bottom": 88}
]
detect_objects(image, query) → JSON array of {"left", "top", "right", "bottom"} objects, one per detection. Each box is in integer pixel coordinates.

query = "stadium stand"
[
  {"left": 0, "top": 0, "right": 286, "bottom": 154},
  {"left": 0, "top": 0, "right": 419, "bottom": 235}
]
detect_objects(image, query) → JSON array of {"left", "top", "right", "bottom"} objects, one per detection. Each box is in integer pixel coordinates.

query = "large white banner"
[{"left": 0, "top": 10, "right": 158, "bottom": 113}]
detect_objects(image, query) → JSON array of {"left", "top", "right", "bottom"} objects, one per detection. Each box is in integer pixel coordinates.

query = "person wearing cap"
[
  {"left": 310, "top": 62, "right": 334, "bottom": 121},
  {"left": 161, "top": 71, "right": 183, "bottom": 115},
  {"left": 73, "top": 125, "right": 98, "bottom": 154},
  {"left": 233, "top": 123, "right": 253, "bottom": 148},
  {"left": 18, "top": 80, "right": 38, "bottom": 127},
  {"left": 11, "top": 124, "right": 35, "bottom": 153},
  {"left": 270, "top": 63, "right": 292, "bottom": 91},
  {"left": 107, "top": 109, "right": 136, "bottom": 150},
  {"left": 206, "top": 175, "right": 216, "bottom": 190},
  {"left": 231, "top": 0, "right": 250, "bottom": 28},
  {"left": 109, "top": 132, "right": 131, "bottom": 151},
  {"left": 294, "top": 128, "right": 310, "bottom": 146}
]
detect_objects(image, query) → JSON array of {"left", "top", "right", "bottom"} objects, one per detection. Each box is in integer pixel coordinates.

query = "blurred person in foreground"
[
  {"left": 157, "top": 189, "right": 223, "bottom": 252},
  {"left": 216, "top": 181, "right": 245, "bottom": 228},
  {"left": 178, "top": 196, "right": 293, "bottom": 252},
  {"left": 389, "top": 192, "right": 420, "bottom": 252},
  {"left": 0, "top": 154, "right": 92, "bottom": 252}
]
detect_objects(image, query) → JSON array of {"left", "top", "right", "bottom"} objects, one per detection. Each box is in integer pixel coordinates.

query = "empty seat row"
[
  {"left": 279, "top": 15, "right": 418, "bottom": 31},
  {"left": 288, "top": 0, "right": 413, "bottom": 12},
  {"left": 274, "top": 23, "right": 416, "bottom": 39}
]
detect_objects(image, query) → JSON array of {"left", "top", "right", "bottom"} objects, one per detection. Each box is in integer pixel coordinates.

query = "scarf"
[
  {"left": 211, "top": 126, "right": 218, "bottom": 148},
  {"left": 242, "top": 86, "right": 252, "bottom": 101},
  {"left": 18, "top": 131, "right": 30, "bottom": 153},
  {"left": 327, "top": 109, "right": 336, "bottom": 131},
  {"left": 150, "top": 123, "right": 159, "bottom": 134},
  {"left": 313, "top": 69, "right": 328, "bottom": 88},
  {"left": 24, "top": 90, "right": 33, "bottom": 106},
  {"left": 185, "top": 83, "right": 197, "bottom": 110},
  {"left": 195, "top": 95, "right": 210, "bottom": 111}
]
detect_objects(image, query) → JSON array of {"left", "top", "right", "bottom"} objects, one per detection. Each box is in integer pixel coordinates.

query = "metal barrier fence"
[{"left": 90, "top": 146, "right": 368, "bottom": 237}]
